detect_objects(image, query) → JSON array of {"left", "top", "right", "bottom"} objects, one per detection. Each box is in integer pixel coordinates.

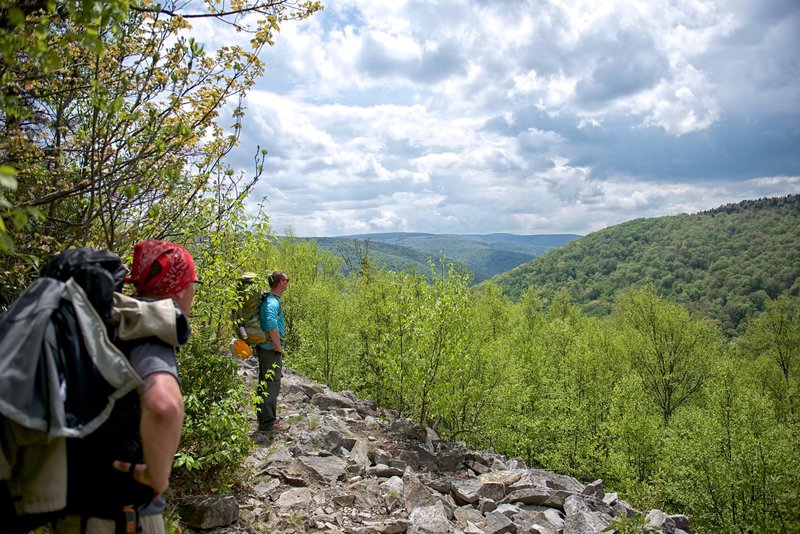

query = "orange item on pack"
[{"left": 231, "top": 338, "right": 252, "bottom": 359}]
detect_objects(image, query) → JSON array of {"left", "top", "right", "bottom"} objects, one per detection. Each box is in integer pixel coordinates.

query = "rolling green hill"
[
  {"left": 309, "top": 233, "right": 579, "bottom": 282},
  {"left": 493, "top": 195, "right": 800, "bottom": 336}
]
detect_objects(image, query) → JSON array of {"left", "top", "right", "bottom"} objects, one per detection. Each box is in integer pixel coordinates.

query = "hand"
[{"left": 113, "top": 460, "right": 165, "bottom": 498}]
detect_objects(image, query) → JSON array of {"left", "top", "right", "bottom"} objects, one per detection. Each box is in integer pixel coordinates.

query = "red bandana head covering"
[{"left": 125, "top": 240, "right": 197, "bottom": 296}]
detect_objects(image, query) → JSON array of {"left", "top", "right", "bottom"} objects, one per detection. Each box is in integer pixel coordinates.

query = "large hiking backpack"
[
  {"left": 233, "top": 289, "right": 270, "bottom": 346},
  {"left": 0, "top": 249, "right": 142, "bottom": 533}
]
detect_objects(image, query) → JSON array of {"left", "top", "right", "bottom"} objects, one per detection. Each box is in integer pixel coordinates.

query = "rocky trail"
[{"left": 175, "top": 362, "right": 691, "bottom": 534}]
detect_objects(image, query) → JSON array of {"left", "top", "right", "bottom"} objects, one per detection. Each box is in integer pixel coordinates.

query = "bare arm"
[
  {"left": 268, "top": 328, "right": 283, "bottom": 354},
  {"left": 115, "top": 372, "right": 184, "bottom": 497}
]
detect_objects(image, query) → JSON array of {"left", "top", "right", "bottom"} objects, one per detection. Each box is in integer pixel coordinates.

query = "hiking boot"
[
  {"left": 273, "top": 419, "right": 288, "bottom": 431},
  {"left": 259, "top": 419, "right": 287, "bottom": 432}
]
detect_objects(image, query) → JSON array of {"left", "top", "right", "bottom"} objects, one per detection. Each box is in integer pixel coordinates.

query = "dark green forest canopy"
[{"left": 493, "top": 195, "right": 800, "bottom": 336}]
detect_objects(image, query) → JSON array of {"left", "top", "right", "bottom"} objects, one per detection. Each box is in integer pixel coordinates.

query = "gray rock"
[
  {"left": 382, "top": 477, "right": 405, "bottom": 512},
  {"left": 349, "top": 438, "right": 372, "bottom": 467},
  {"left": 367, "top": 464, "right": 405, "bottom": 478},
  {"left": 527, "top": 469, "right": 584, "bottom": 492},
  {"left": 177, "top": 495, "right": 239, "bottom": 530},
  {"left": 581, "top": 479, "right": 604, "bottom": 500},
  {"left": 478, "top": 497, "right": 498, "bottom": 514},
  {"left": 299, "top": 455, "right": 347, "bottom": 483},
  {"left": 398, "top": 449, "right": 421, "bottom": 470},
  {"left": 670, "top": 514, "right": 692, "bottom": 533},
  {"left": 495, "top": 503, "right": 522, "bottom": 518},
  {"left": 312, "top": 391, "right": 357, "bottom": 411},
  {"left": 425, "top": 427, "right": 441, "bottom": 446},
  {"left": 467, "top": 459, "right": 491, "bottom": 475},
  {"left": 464, "top": 522, "right": 486, "bottom": 534},
  {"left": 454, "top": 505, "right": 485, "bottom": 528},
  {"left": 408, "top": 502, "right": 452, "bottom": 534},
  {"left": 502, "top": 487, "right": 551, "bottom": 506},
  {"left": 512, "top": 509, "right": 563, "bottom": 534},
  {"left": 484, "top": 510, "right": 517, "bottom": 534},
  {"left": 506, "top": 458, "right": 528, "bottom": 470},
  {"left": 229, "top": 367, "right": 691, "bottom": 534},
  {"left": 373, "top": 447, "right": 391, "bottom": 466},
  {"left": 646, "top": 509, "right": 676, "bottom": 533},
  {"left": 434, "top": 440, "right": 468, "bottom": 472},
  {"left": 490, "top": 458, "right": 508, "bottom": 471},
  {"left": 403, "top": 472, "right": 440, "bottom": 511},
  {"left": 253, "top": 477, "right": 281, "bottom": 498},
  {"left": 415, "top": 444, "right": 440, "bottom": 472},
  {"left": 274, "top": 487, "right": 313, "bottom": 508},
  {"left": 424, "top": 476, "right": 452, "bottom": 495},
  {"left": 352, "top": 478, "right": 386, "bottom": 509},
  {"left": 563, "top": 494, "right": 612, "bottom": 534},
  {"left": 381, "top": 475, "right": 405, "bottom": 495},
  {"left": 265, "top": 443, "right": 294, "bottom": 465},
  {"left": 332, "top": 493, "right": 356, "bottom": 507},
  {"left": 451, "top": 478, "right": 486, "bottom": 504},
  {"left": 310, "top": 424, "right": 344, "bottom": 452},
  {"left": 602, "top": 492, "right": 618, "bottom": 506},
  {"left": 388, "top": 418, "right": 423, "bottom": 439},
  {"left": 478, "top": 469, "right": 524, "bottom": 487}
]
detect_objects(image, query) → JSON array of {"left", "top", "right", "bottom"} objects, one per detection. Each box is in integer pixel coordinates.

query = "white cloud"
[{"left": 204, "top": 0, "right": 800, "bottom": 237}]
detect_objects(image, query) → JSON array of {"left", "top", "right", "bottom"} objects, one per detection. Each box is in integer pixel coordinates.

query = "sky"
[{"left": 204, "top": 0, "right": 799, "bottom": 237}]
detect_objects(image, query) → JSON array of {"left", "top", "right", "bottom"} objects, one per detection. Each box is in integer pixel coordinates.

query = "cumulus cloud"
[{"left": 205, "top": 0, "right": 800, "bottom": 236}]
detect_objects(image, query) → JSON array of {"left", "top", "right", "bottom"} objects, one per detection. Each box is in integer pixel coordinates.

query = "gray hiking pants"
[{"left": 255, "top": 347, "right": 283, "bottom": 430}]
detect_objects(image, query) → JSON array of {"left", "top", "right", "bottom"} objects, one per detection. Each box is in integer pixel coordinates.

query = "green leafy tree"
[
  {"left": 485, "top": 287, "right": 548, "bottom": 459},
  {"left": 615, "top": 286, "right": 718, "bottom": 425},
  {"left": 494, "top": 195, "right": 800, "bottom": 336},
  {"left": 1, "top": 0, "right": 130, "bottom": 249},
  {"left": 0, "top": 0, "right": 321, "bottom": 305},
  {"left": 411, "top": 260, "right": 472, "bottom": 428},
  {"left": 742, "top": 295, "right": 800, "bottom": 421},
  {"left": 370, "top": 271, "right": 427, "bottom": 414},
  {"left": 661, "top": 360, "right": 800, "bottom": 533},
  {"left": 603, "top": 374, "right": 663, "bottom": 505},
  {"left": 435, "top": 281, "right": 512, "bottom": 441}
]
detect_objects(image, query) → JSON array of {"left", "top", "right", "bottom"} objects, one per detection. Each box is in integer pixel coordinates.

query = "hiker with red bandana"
[{"left": 53, "top": 240, "right": 199, "bottom": 534}]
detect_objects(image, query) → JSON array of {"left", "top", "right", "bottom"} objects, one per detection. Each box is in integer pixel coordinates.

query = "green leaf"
[
  {"left": 0, "top": 172, "right": 18, "bottom": 191},
  {"left": 7, "top": 7, "right": 25, "bottom": 27}
]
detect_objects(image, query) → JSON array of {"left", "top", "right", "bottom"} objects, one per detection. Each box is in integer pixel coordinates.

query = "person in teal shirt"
[{"left": 256, "top": 270, "right": 288, "bottom": 431}]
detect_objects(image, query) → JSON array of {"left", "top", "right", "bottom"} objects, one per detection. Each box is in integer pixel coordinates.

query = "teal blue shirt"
[{"left": 258, "top": 293, "right": 284, "bottom": 350}]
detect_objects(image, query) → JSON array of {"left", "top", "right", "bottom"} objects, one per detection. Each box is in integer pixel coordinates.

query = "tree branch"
[{"left": 129, "top": 1, "right": 290, "bottom": 19}]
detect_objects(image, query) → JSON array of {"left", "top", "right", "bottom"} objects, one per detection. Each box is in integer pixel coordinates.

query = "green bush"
[{"left": 170, "top": 335, "right": 257, "bottom": 494}]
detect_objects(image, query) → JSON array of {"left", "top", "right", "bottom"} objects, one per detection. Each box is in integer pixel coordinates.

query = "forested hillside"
[
  {"left": 310, "top": 232, "right": 579, "bottom": 282},
  {"left": 494, "top": 195, "right": 800, "bottom": 335}
]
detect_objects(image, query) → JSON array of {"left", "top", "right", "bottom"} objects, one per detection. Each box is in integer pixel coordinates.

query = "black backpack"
[{"left": 0, "top": 249, "right": 141, "bottom": 533}]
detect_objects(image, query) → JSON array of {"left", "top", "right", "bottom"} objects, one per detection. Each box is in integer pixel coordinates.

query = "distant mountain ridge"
[
  {"left": 493, "top": 195, "right": 800, "bottom": 336},
  {"left": 306, "top": 232, "right": 580, "bottom": 282}
]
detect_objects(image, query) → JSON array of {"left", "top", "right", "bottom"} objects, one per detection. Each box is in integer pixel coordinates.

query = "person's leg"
[
  {"left": 256, "top": 347, "right": 283, "bottom": 430},
  {"left": 51, "top": 515, "right": 115, "bottom": 534},
  {"left": 265, "top": 350, "right": 283, "bottom": 426},
  {"left": 138, "top": 513, "right": 166, "bottom": 534}
]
